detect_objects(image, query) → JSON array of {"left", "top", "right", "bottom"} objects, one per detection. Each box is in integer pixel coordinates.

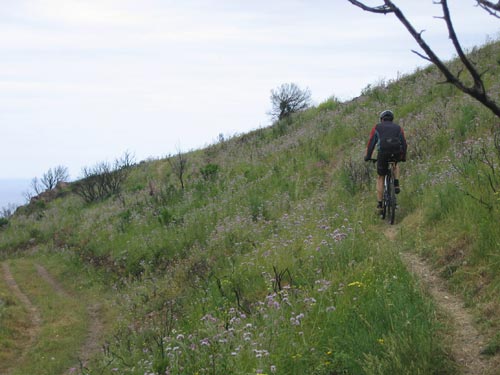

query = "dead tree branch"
[
  {"left": 346, "top": 0, "right": 392, "bottom": 13},
  {"left": 347, "top": 0, "right": 500, "bottom": 118},
  {"left": 477, "top": 0, "right": 500, "bottom": 17}
]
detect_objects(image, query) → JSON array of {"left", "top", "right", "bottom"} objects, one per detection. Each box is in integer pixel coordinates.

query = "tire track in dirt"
[
  {"left": 35, "top": 264, "right": 69, "bottom": 297},
  {"left": 74, "top": 302, "right": 103, "bottom": 371},
  {"left": 385, "top": 227, "right": 499, "bottom": 375},
  {"left": 34, "top": 264, "right": 104, "bottom": 374},
  {"left": 1, "top": 262, "right": 42, "bottom": 375}
]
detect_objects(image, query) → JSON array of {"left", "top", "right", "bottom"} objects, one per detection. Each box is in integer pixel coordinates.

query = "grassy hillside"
[{"left": 1, "top": 40, "right": 499, "bottom": 374}]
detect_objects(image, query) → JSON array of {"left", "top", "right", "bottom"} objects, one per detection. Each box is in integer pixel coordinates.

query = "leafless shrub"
[
  {"left": 452, "top": 136, "right": 500, "bottom": 209},
  {"left": 341, "top": 157, "right": 374, "bottom": 195},
  {"left": 0, "top": 203, "right": 17, "bottom": 219},
  {"left": 118, "top": 150, "right": 136, "bottom": 169},
  {"left": 168, "top": 149, "right": 188, "bottom": 190},
  {"left": 272, "top": 266, "right": 293, "bottom": 293},
  {"left": 28, "top": 177, "right": 44, "bottom": 197},
  {"left": 74, "top": 153, "right": 133, "bottom": 203},
  {"left": 407, "top": 127, "right": 426, "bottom": 161},
  {"left": 494, "top": 124, "right": 500, "bottom": 159}
]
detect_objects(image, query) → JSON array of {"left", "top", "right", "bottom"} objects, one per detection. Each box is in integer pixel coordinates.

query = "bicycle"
[
  {"left": 370, "top": 159, "right": 398, "bottom": 225},
  {"left": 382, "top": 160, "right": 398, "bottom": 225}
]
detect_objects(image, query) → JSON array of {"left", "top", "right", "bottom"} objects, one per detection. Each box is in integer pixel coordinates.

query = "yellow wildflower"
[{"left": 348, "top": 281, "right": 364, "bottom": 288}]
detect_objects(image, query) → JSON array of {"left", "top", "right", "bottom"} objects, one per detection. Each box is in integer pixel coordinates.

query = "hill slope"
[{"left": 1, "top": 40, "right": 500, "bottom": 375}]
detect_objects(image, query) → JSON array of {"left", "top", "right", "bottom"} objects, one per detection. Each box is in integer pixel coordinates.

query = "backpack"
[
  {"left": 376, "top": 122, "right": 403, "bottom": 155},
  {"left": 380, "top": 135, "right": 402, "bottom": 154}
]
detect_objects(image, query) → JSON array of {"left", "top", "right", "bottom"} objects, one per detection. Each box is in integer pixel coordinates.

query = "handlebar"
[{"left": 366, "top": 158, "right": 399, "bottom": 163}]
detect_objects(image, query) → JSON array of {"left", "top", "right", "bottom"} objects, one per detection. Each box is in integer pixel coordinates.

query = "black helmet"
[{"left": 379, "top": 110, "right": 394, "bottom": 121}]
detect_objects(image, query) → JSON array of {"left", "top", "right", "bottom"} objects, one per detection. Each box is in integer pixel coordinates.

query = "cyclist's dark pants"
[{"left": 377, "top": 152, "right": 401, "bottom": 176}]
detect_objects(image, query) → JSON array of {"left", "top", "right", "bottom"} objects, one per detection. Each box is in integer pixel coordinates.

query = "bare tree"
[
  {"left": 40, "top": 165, "right": 69, "bottom": 190},
  {"left": 269, "top": 83, "right": 312, "bottom": 121},
  {"left": 168, "top": 149, "right": 188, "bottom": 190},
  {"left": 118, "top": 150, "right": 136, "bottom": 169},
  {"left": 1, "top": 203, "right": 18, "bottom": 219},
  {"left": 347, "top": 0, "right": 500, "bottom": 118},
  {"left": 24, "top": 165, "right": 69, "bottom": 202},
  {"left": 29, "top": 177, "right": 44, "bottom": 196}
]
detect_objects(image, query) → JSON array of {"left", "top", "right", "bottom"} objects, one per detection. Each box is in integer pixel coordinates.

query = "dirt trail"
[
  {"left": 35, "top": 264, "right": 70, "bottom": 297},
  {"left": 384, "top": 227, "right": 499, "bottom": 375},
  {"left": 34, "top": 264, "right": 104, "bottom": 373},
  {"left": 0, "top": 262, "right": 103, "bottom": 375},
  {"left": 1, "top": 262, "right": 42, "bottom": 375}
]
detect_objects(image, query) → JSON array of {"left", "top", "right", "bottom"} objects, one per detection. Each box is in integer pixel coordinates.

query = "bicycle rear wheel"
[
  {"left": 388, "top": 167, "right": 396, "bottom": 225},
  {"left": 388, "top": 173, "right": 396, "bottom": 225},
  {"left": 382, "top": 175, "right": 389, "bottom": 219}
]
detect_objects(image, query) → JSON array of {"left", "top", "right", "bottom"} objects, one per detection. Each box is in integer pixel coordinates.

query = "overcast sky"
[{"left": 1, "top": 0, "right": 499, "bottom": 185}]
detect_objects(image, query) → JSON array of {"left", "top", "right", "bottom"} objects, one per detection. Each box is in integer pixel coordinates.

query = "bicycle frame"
[{"left": 382, "top": 161, "right": 397, "bottom": 224}]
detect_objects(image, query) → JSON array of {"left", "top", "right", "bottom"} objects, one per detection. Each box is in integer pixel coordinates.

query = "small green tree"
[{"left": 200, "top": 163, "right": 220, "bottom": 181}]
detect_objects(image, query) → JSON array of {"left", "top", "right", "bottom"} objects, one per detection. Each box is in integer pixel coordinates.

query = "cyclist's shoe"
[
  {"left": 394, "top": 179, "right": 401, "bottom": 194},
  {"left": 376, "top": 201, "right": 383, "bottom": 215}
]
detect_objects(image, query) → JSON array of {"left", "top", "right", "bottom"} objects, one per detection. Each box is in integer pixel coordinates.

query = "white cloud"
[
  {"left": 21, "top": 0, "right": 145, "bottom": 28},
  {"left": 0, "top": 0, "right": 498, "bottom": 181}
]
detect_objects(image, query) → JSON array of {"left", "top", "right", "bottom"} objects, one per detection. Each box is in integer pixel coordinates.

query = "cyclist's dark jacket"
[{"left": 365, "top": 120, "right": 407, "bottom": 160}]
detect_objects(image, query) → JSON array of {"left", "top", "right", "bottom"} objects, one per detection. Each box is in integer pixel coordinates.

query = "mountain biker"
[{"left": 364, "top": 110, "right": 407, "bottom": 213}]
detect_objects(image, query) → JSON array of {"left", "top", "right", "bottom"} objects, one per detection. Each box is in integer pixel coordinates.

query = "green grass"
[
  {"left": 3, "top": 257, "right": 99, "bottom": 375},
  {"left": 0, "top": 267, "right": 31, "bottom": 373},
  {"left": 1, "top": 40, "right": 499, "bottom": 374},
  {"left": 71, "top": 195, "right": 454, "bottom": 374}
]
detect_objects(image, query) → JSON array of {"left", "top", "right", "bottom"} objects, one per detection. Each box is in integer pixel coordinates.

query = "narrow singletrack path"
[
  {"left": 1, "top": 262, "right": 42, "bottom": 375},
  {"left": 385, "top": 227, "right": 499, "bottom": 375}
]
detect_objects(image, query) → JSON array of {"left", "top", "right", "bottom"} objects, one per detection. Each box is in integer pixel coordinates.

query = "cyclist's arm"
[
  {"left": 365, "top": 125, "right": 378, "bottom": 159},
  {"left": 400, "top": 128, "right": 407, "bottom": 161}
]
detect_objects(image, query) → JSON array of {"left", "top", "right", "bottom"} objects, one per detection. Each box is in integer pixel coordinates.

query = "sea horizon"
[{"left": 0, "top": 178, "right": 30, "bottom": 211}]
